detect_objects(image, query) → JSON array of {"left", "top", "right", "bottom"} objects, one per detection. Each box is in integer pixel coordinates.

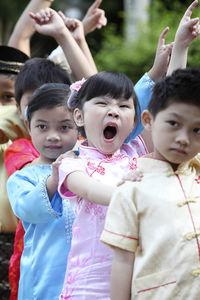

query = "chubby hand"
[
  {"left": 82, "top": 0, "right": 107, "bottom": 35},
  {"left": 117, "top": 170, "right": 143, "bottom": 186}
]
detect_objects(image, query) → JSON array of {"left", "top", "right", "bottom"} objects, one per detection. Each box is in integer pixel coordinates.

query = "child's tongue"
[{"left": 104, "top": 126, "right": 116, "bottom": 139}]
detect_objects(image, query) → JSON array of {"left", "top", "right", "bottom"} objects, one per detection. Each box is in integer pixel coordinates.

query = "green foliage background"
[
  {"left": 92, "top": 0, "right": 200, "bottom": 83},
  {"left": 1, "top": 0, "right": 200, "bottom": 83}
]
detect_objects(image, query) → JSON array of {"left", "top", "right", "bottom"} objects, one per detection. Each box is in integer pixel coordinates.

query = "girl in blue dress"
[{"left": 7, "top": 83, "right": 78, "bottom": 300}]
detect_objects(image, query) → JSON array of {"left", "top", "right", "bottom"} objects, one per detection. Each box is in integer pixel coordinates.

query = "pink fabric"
[
  {"left": 5, "top": 138, "right": 39, "bottom": 300},
  {"left": 58, "top": 136, "right": 147, "bottom": 299}
]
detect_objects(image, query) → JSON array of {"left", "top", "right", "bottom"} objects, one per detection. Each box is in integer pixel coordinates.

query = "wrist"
[
  {"left": 54, "top": 26, "right": 69, "bottom": 43},
  {"left": 148, "top": 67, "right": 163, "bottom": 83}
]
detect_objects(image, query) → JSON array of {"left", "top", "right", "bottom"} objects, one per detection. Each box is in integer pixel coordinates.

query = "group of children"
[{"left": 1, "top": 0, "right": 200, "bottom": 299}]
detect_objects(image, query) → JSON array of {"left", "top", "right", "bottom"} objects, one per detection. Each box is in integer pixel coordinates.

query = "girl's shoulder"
[
  {"left": 8, "top": 164, "right": 52, "bottom": 183},
  {"left": 121, "top": 135, "right": 148, "bottom": 157}
]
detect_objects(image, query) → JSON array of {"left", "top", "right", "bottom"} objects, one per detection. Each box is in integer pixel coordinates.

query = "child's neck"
[{"left": 30, "top": 156, "right": 54, "bottom": 166}]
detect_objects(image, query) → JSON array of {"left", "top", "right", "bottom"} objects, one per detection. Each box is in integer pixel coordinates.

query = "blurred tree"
[
  {"left": 93, "top": 0, "right": 200, "bottom": 83},
  {"left": 1, "top": 0, "right": 199, "bottom": 81}
]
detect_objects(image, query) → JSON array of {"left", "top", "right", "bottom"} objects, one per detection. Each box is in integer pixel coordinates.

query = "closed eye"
[
  {"left": 119, "top": 104, "right": 130, "bottom": 108},
  {"left": 96, "top": 101, "right": 107, "bottom": 106}
]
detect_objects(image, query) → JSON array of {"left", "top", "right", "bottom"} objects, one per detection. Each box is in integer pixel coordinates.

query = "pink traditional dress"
[
  {"left": 58, "top": 136, "right": 147, "bottom": 299},
  {"left": 4, "top": 138, "right": 39, "bottom": 300}
]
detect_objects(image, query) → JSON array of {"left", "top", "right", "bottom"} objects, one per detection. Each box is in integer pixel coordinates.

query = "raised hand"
[
  {"left": 58, "top": 11, "right": 85, "bottom": 43},
  {"left": 174, "top": 0, "right": 200, "bottom": 47},
  {"left": 29, "top": 8, "right": 66, "bottom": 38},
  {"left": 167, "top": 0, "right": 200, "bottom": 75},
  {"left": 148, "top": 27, "right": 173, "bottom": 82},
  {"left": 82, "top": 0, "right": 107, "bottom": 35}
]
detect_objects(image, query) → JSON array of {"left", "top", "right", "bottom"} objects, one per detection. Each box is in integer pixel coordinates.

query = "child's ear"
[
  {"left": 73, "top": 108, "right": 84, "bottom": 127},
  {"left": 24, "top": 119, "right": 30, "bottom": 133},
  {"left": 141, "top": 110, "right": 153, "bottom": 131},
  {"left": 16, "top": 103, "right": 21, "bottom": 114}
]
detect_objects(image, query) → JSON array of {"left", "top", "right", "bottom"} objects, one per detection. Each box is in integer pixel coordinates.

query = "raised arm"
[
  {"left": 167, "top": 0, "right": 200, "bottom": 75},
  {"left": 8, "top": 0, "right": 52, "bottom": 56},
  {"left": 58, "top": 12, "right": 97, "bottom": 74},
  {"left": 148, "top": 27, "right": 173, "bottom": 82},
  {"left": 30, "top": 8, "right": 96, "bottom": 79}
]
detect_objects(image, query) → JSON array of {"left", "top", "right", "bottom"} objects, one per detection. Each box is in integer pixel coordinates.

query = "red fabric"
[
  {"left": 5, "top": 138, "right": 39, "bottom": 177},
  {"left": 5, "top": 138, "right": 39, "bottom": 300}
]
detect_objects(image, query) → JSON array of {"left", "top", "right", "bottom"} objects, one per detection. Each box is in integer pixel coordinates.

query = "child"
[
  {"left": 7, "top": 83, "right": 78, "bottom": 300},
  {"left": 4, "top": 57, "right": 72, "bottom": 300},
  {"left": 57, "top": 71, "right": 154, "bottom": 299},
  {"left": 0, "top": 45, "right": 29, "bottom": 299},
  {"left": 101, "top": 67, "right": 200, "bottom": 300},
  {"left": 57, "top": 2, "right": 200, "bottom": 299},
  {"left": 29, "top": 5, "right": 176, "bottom": 142}
]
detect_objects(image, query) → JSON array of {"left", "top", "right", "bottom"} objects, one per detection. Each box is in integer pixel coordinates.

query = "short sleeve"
[
  {"left": 58, "top": 157, "right": 85, "bottom": 198},
  {"left": 101, "top": 182, "right": 139, "bottom": 253}
]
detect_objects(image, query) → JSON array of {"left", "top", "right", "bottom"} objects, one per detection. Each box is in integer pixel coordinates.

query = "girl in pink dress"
[{"left": 58, "top": 72, "right": 150, "bottom": 299}]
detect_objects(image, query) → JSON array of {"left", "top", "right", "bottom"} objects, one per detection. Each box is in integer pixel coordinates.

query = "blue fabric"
[
  {"left": 125, "top": 72, "right": 155, "bottom": 143},
  {"left": 7, "top": 165, "right": 75, "bottom": 300}
]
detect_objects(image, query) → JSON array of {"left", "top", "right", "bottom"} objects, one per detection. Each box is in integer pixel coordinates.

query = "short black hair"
[
  {"left": 149, "top": 68, "right": 200, "bottom": 117},
  {"left": 27, "top": 83, "right": 71, "bottom": 125},
  {"left": 15, "top": 57, "right": 72, "bottom": 105}
]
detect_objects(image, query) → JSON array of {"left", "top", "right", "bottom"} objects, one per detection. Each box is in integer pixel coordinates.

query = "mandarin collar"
[
  {"left": 79, "top": 140, "right": 128, "bottom": 160},
  {"left": 137, "top": 155, "right": 199, "bottom": 176}
]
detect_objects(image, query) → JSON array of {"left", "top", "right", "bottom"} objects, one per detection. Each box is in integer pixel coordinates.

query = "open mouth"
[{"left": 103, "top": 125, "right": 117, "bottom": 140}]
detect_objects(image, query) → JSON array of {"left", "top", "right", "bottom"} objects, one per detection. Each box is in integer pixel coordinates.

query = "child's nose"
[
  {"left": 46, "top": 131, "right": 60, "bottom": 141},
  {"left": 176, "top": 131, "right": 189, "bottom": 145},
  {"left": 107, "top": 108, "right": 120, "bottom": 118}
]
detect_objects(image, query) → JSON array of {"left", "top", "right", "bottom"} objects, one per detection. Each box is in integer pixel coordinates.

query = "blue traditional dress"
[{"left": 7, "top": 165, "right": 75, "bottom": 300}]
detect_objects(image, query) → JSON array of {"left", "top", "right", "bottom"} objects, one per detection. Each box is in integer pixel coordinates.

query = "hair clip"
[{"left": 67, "top": 78, "right": 86, "bottom": 109}]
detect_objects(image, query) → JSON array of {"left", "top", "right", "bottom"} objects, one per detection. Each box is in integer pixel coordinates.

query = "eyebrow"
[
  {"left": 35, "top": 119, "right": 73, "bottom": 123},
  {"left": 167, "top": 112, "right": 200, "bottom": 124}
]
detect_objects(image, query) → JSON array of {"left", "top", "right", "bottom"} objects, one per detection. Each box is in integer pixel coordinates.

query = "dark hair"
[
  {"left": 77, "top": 71, "right": 137, "bottom": 108},
  {"left": 27, "top": 83, "right": 71, "bottom": 125},
  {"left": 15, "top": 57, "right": 72, "bottom": 105},
  {"left": 149, "top": 68, "right": 200, "bottom": 117},
  {"left": 74, "top": 71, "right": 138, "bottom": 137}
]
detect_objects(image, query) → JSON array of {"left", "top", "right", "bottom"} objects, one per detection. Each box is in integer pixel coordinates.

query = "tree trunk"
[{"left": 124, "top": 0, "right": 150, "bottom": 42}]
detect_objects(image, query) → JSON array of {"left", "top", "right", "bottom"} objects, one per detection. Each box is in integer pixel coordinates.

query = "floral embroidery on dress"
[
  {"left": 85, "top": 201, "right": 106, "bottom": 220},
  {"left": 129, "top": 157, "right": 137, "bottom": 170},
  {"left": 87, "top": 161, "right": 105, "bottom": 175},
  {"left": 195, "top": 176, "right": 200, "bottom": 184},
  {"left": 88, "top": 161, "right": 105, "bottom": 174}
]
